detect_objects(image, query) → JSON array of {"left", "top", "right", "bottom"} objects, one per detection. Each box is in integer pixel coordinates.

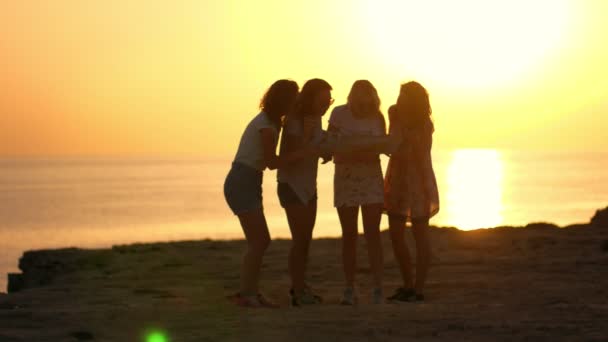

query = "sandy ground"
[{"left": 1, "top": 223, "right": 607, "bottom": 341}]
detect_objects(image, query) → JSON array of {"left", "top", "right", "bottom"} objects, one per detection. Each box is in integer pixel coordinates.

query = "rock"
[
  {"left": 524, "top": 222, "right": 560, "bottom": 230},
  {"left": 19, "top": 248, "right": 82, "bottom": 273},
  {"left": 7, "top": 273, "right": 24, "bottom": 293},
  {"left": 563, "top": 224, "right": 588, "bottom": 230},
  {"left": 13, "top": 248, "right": 114, "bottom": 292},
  {"left": 590, "top": 207, "right": 608, "bottom": 228},
  {"left": 527, "top": 236, "right": 557, "bottom": 250}
]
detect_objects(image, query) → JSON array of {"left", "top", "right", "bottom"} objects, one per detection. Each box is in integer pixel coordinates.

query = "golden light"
[
  {"left": 360, "top": 0, "right": 572, "bottom": 88},
  {"left": 445, "top": 149, "right": 504, "bottom": 230}
]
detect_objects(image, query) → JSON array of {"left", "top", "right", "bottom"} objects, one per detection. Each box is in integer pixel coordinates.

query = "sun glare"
[
  {"left": 445, "top": 149, "right": 504, "bottom": 230},
  {"left": 361, "top": 0, "right": 571, "bottom": 88}
]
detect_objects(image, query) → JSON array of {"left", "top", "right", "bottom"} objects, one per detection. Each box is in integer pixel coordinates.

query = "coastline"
[{"left": 1, "top": 210, "right": 607, "bottom": 341}]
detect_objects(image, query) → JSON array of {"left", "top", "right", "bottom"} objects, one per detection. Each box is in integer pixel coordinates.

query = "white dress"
[{"left": 328, "top": 105, "right": 385, "bottom": 208}]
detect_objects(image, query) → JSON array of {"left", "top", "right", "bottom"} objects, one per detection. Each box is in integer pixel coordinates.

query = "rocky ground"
[{"left": 1, "top": 209, "right": 608, "bottom": 341}]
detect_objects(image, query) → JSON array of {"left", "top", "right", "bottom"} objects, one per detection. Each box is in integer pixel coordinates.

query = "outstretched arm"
[{"left": 261, "top": 128, "right": 318, "bottom": 170}]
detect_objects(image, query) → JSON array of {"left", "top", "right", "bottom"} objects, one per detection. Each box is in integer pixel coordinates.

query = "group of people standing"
[{"left": 224, "top": 79, "right": 439, "bottom": 308}]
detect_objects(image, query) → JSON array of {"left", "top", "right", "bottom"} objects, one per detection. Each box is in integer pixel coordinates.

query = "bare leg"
[
  {"left": 285, "top": 199, "right": 317, "bottom": 293},
  {"left": 361, "top": 203, "right": 384, "bottom": 288},
  {"left": 306, "top": 200, "right": 317, "bottom": 284},
  {"left": 237, "top": 209, "right": 271, "bottom": 296},
  {"left": 411, "top": 217, "right": 431, "bottom": 294},
  {"left": 388, "top": 215, "right": 414, "bottom": 289},
  {"left": 337, "top": 206, "right": 359, "bottom": 287}
]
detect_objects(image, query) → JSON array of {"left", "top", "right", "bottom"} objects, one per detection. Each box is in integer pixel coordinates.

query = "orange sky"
[{"left": 1, "top": 0, "right": 607, "bottom": 157}]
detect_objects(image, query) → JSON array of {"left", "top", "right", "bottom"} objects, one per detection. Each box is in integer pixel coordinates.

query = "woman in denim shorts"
[{"left": 224, "top": 79, "right": 318, "bottom": 308}]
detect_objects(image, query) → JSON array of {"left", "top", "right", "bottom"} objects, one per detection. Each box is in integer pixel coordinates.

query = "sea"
[{"left": 1, "top": 149, "right": 607, "bottom": 291}]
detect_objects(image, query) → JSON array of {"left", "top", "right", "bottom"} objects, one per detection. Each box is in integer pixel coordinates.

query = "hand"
[
  {"left": 321, "top": 151, "right": 333, "bottom": 164},
  {"left": 310, "top": 145, "right": 323, "bottom": 158},
  {"left": 385, "top": 132, "right": 402, "bottom": 154},
  {"left": 388, "top": 104, "right": 403, "bottom": 129}
]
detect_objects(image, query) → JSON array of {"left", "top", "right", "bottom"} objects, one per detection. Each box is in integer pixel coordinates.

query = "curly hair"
[{"left": 259, "top": 79, "right": 299, "bottom": 129}]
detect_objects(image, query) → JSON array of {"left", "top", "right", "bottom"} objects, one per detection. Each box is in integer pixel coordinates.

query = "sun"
[{"left": 359, "top": 0, "right": 571, "bottom": 88}]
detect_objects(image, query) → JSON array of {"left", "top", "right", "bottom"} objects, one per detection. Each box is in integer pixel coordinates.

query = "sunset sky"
[{"left": 1, "top": 0, "right": 607, "bottom": 157}]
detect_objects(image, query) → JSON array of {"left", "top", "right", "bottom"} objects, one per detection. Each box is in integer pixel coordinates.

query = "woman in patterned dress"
[{"left": 384, "top": 81, "right": 439, "bottom": 302}]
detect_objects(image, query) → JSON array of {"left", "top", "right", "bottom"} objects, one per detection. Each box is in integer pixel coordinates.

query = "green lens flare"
[{"left": 146, "top": 331, "right": 168, "bottom": 342}]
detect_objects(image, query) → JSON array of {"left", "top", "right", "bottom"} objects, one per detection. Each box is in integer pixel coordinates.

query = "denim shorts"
[
  {"left": 224, "top": 162, "right": 263, "bottom": 215},
  {"left": 277, "top": 182, "right": 317, "bottom": 208}
]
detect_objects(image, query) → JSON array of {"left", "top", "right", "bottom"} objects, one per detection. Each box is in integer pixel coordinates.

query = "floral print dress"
[
  {"left": 383, "top": 119, "right": 439, "bottom": 220},
  {"left": 329, "top": 105, "right": 385, "bottom": 208}
]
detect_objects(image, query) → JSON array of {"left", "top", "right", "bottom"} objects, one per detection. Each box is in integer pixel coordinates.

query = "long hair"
[
  {"left": 259, "top": 79, "right": 299, "bottom": 129},
  {"left": 393, "top": 81, "right": 432, "bottom": 129},
  {"left": 292, "top": 78, "right": 332, "bottom": 118},
  {"left": 347, "top": 80, "right": 386, "bottom": 133}
]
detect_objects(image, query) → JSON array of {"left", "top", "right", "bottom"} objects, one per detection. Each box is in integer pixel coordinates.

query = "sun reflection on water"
[{"left": 445, "top": 149, "right": 504, "bottom": 230}]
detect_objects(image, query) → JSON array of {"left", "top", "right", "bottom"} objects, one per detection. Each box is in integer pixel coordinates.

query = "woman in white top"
[
  {"left": 224, "top": 79, "right": 319, "bottom": 308},
  {"left": 277, "top": 79, "right": 334, "bottom": 306},
  {"left": 328, "top": 80, "right": 387, "bottom": 305}
]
